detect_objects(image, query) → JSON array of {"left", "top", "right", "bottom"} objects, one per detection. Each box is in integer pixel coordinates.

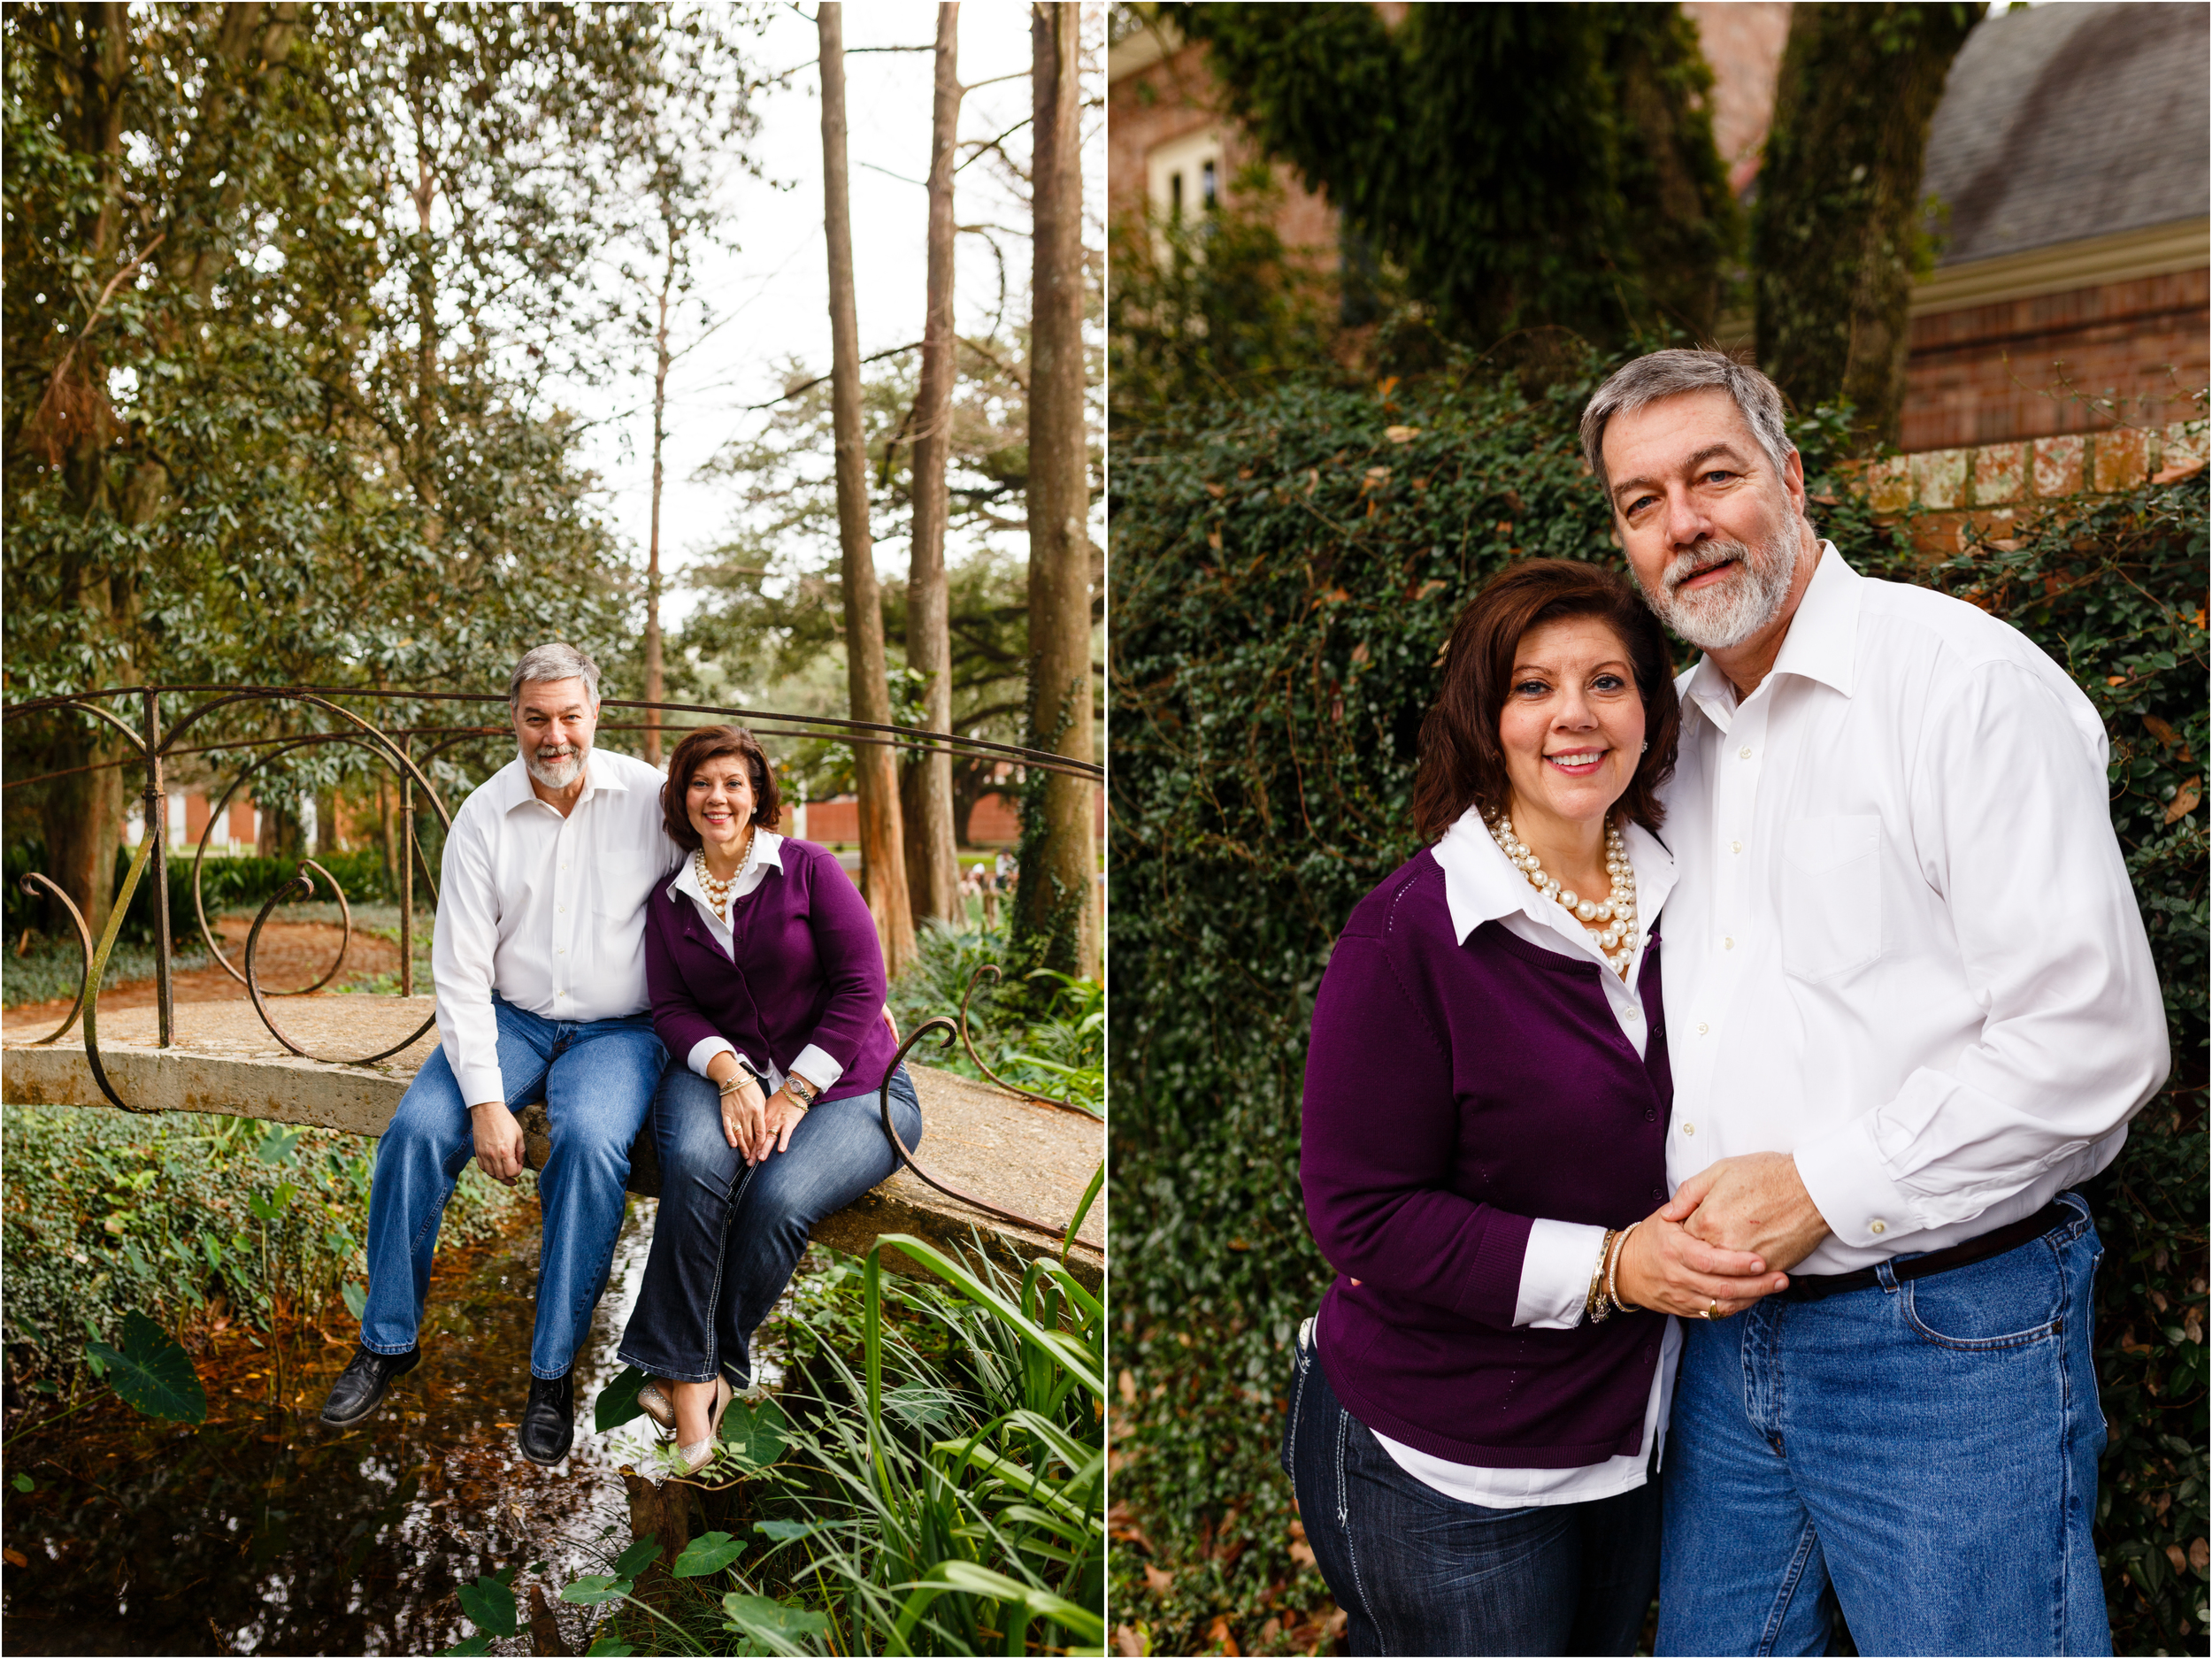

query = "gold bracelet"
[
  {"left": 1605, "top": 1221, "right": 1642, "bottom": 1314},
  {"left": 1586, "top": 1228, "right": 1618, "bottom": 1325}
]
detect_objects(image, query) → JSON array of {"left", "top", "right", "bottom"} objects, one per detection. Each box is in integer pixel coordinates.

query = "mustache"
[{"left": 1662, "top": 541, "right": 1750, "bottom": 592}]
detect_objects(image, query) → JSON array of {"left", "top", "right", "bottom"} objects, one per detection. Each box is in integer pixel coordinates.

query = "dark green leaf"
[
  {"left": 593, "top": 1365, "right": 647, "bottom": 1433},
  {"left": 672, "top": 1531, "right": 745, "bottom": 1578}
]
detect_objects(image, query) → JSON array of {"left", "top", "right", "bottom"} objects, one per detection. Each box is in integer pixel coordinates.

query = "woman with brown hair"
[
  {"left": 1285, "top": 560, "right": 1788, "bottom": 1655},
  {"left": 615, "top": 725, "right": 922, "bottom": 1471}
]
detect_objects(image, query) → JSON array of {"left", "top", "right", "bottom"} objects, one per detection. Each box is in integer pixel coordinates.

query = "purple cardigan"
[
  {"left": 642, "top": 839, "right": 898, "bottom": 1107},
  {"left": 1303, "top": 849, "right": 1671, "bottom": 1469}
]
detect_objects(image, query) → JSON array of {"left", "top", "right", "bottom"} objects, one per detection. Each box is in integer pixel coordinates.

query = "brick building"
[{"left": 1108, "top": 3, "right": 2208, "bottom": 457}]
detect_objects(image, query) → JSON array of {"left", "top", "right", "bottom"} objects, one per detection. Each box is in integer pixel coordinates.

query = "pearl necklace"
[
  {"left": 1486, "top": 813, "right": 1640, "bottom": 977},
  {"left": 693, "top": 828, "right": 757, "bottom": 923}
]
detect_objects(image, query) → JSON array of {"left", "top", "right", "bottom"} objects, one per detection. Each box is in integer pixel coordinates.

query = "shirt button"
[
  {"left": 1644, "top": 1108, "right": 1655, "bottom": 1121},
  {"left": 1724, "top": 936, "right": 1735, "bottom": 949},
  {"left": 1870, "top": 1220, "right": 1887, "bottom": 1235},
  {"left": 1695, "top": 1022, "right": 1709, "bottom": 1035},
  {"left": 557, "top": 905, "right": 566, "bottom": 914},
  {"left": 557, "top": 947, "right": 565, "bottom": 956},
  {"left": 1732, "top": 840, "right": 1742, "bottom": 853},
  {"left": 1682, "top": 1123, "right": 1695, "bottom": 1136},
  {"left": 1739, "top": 746, "right": 1752, "bottom": 760}
]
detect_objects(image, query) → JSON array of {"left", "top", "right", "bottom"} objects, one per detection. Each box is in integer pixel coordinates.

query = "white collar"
[
  {"left": 667, "top": 827, "right": 786, "bottom": 905},
  {"left": 1684, "top": 541, "right": 1861, "bottom": 730},
  {"left": 1432, "top": 804, "right": 1675, "bottom": 947}
]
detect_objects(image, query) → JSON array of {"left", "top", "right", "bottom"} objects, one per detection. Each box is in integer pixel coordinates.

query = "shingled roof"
[{"left": 1921, "top": 2, "right": 2209, "bottom": 265}]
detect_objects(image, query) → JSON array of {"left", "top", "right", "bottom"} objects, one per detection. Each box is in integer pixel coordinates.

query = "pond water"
[{"left": 2, "top": 1200, "right": 705, "bottom": 1655}]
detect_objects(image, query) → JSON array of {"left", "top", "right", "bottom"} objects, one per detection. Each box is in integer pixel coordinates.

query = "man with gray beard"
[
  {"left": 319, "top": 643, "right": 680, "bottom": 1465},
  {"left": 1580, "top": 350, "right": 2164, "bottom": 1653}
]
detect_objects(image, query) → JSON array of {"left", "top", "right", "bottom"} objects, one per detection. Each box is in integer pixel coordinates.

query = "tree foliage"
[
  {"left": 1106, "top": 357, "right": 2207, "bottom": 1652},
  {"left": 1163, "top": 2, "right": 1739, "bottom": 349},
  {"left": 1753, "top": 3, "right": 1984, "bottom": 449},
  {"left": 2, "top": 3, "right": 764, "bottom": 924}
]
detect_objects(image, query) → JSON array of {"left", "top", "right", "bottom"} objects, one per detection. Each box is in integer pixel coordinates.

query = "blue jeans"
[
  {"left": 359, "top": 1000, "right": 664, "bottom": 1379},
  {"left": 617, "top": 1066, "right": 923, "bottom": 1386},
  {"left": 1657, "top": 1192, "right": 2110, "bottom": 1656},
  {"left": 1283, "top": 1325, "right": 1662, "bottom": 1656}
]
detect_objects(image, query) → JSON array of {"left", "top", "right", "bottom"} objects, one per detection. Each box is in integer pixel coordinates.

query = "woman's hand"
[
  {"left": 1613, "top": 1208, "right": 1790, "bottom": 1320},
  {"left": 754, "top": 1087, "right": 808, "bottom": 1161},
  {"left": 706, "top": 1054, "right": 768, "bottom": 1157}
]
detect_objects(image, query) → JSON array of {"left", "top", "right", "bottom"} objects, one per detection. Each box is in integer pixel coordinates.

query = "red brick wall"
[
  {"left": 1108, "top": 42, "right": 1338, "bottom": 262},
  {"left": 1901, "top": 270, "right": 2211, "bottom": 452}
]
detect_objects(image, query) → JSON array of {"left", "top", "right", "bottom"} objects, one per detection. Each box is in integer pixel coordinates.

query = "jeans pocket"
[
  {"left": 1901, "top": 1239, "right": 2066, "bottom": 1349},
  {"left": 1282, "top": 1320, "right": 1315, "bottom": 1479}
]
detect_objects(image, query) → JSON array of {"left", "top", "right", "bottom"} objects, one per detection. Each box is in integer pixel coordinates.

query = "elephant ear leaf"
[
  {"left": 594, "top": 1365, "right": 647, "bottom": 1433},
  {"left": 87, "top": 1311, "right": 205, "bottom": 1424}
]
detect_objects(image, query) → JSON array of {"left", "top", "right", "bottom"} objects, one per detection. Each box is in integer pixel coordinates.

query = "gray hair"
[
  {"left": 508, "top": 642, "right": 603, "bottom": 705},
  {"left": 1578, "top": 349, "right": 1795, "bottom": 503}
]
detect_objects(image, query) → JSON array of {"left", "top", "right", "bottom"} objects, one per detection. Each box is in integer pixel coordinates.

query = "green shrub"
[
  {"left": 4, "top": 838, "right": 397, "bottom": 947},
  {"left": 1, "top": 1104, "right": 526, "bottom": 1382},
  {"left": 1108, "top": 358, "right": 2206, "bottom": 1654}
]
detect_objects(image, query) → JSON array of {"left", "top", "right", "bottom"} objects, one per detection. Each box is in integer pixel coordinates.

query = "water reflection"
[{"left": 4, "top": 1200, "right": 675, "bottom": 1655}]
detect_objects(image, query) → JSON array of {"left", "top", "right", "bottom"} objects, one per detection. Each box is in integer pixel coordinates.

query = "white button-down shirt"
[
  {"left": 432, "top": 750, "right": 681, "bottom": 1104},
  {"left": 1661, "top": 544, "right": 2167, "bottom": 1273},
  {"left": 1359, "top": 806, "right": 1681, "bottom": 1508},
  {"left": 665, "top": 832, "right": 846, "bottom": 1097}
]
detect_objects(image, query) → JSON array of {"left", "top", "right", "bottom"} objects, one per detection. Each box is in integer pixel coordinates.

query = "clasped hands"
[
  {"left": 707, "top": 1056, "right": 807, "bottom": 1166},
  {"left": 1612, "top": 1151, "right": 1832, "bottom": 1320}
]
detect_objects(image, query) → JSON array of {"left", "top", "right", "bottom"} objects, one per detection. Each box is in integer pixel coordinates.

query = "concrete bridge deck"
[{"left": 0, "top": 998, "right": 1102, "bottom": 1288}]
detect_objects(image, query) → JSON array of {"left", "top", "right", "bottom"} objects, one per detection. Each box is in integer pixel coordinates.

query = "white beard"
[
  {"left": 1646, "top": 524, "right": 1799, "bottom": 652},
  {"left": 524, "top": 742, "right": 588, "bottom": 790}
]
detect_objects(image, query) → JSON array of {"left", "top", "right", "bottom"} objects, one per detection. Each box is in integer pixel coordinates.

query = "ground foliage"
[
  {"left": 0, "top": 1104, "right": 525, "bottom": 1408},
  {"left": 1107, "top": 357, "right": 2208, "bottom": 1653}
]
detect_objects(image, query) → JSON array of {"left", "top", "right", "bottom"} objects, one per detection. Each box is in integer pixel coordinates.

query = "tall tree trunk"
[
  {"left": 1018, "top": 1, "right": 1097, "bottom": 981},
  {"left": 644, "top": 219, "right": 676, "bottom": 766},
  {"left": 1753, "top": 3, "right": 1982, "bottom": 450},
  {"left": 905, "top": 3, "right": 965, "bottom": 928},
  {"left": 39, "top": 758, "right": 127, "bottom": 944},
  {"left": 818, "top": 3, "right": 917, "bottom": 975}
]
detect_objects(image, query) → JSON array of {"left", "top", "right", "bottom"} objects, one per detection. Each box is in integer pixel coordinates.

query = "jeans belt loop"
[{"left": 1875, "top": 1259, "right": 1900, "bottom": 1294}]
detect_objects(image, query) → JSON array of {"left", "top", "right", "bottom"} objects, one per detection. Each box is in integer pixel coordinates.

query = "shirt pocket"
[{"left": 1779, "top": 813, "right": 1883, "bottom": 982}]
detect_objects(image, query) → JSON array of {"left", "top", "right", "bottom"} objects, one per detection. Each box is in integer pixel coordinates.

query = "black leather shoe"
[
  {"left": 319, "top": 1344, "right": 420, "bottom": 1427},
  {"left": 518, "top": 1371, "right": 575, "bottom": 1465}
]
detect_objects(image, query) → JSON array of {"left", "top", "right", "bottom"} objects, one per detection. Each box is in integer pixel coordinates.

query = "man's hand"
[
  {"left": 1663, "top": 1151, "right": 1831, "bottom": 1275},
  {"left": 471, "top": 1101, "right": 527, "bottom": 1186}
]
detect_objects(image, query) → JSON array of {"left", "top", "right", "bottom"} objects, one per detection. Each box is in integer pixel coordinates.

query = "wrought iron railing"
[{"left": 2, "top": 684, "right": 1102, "bottom": 1237}]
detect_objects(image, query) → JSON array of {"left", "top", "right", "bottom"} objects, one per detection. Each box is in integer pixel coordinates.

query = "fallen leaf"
[
  {"left": 1376, "top": 375, "right": 1399, "bottom": 399},
  {"left": 2143, "top": 715, "right": 2178, "bottom": 747},
  {"left": 1363, "top": 466, "right": 1390, "bottom": 484},
  {"left": 1203, "top": 482, "right": 1225, "bottom": 499},
  {"left": 1289, "top": 1540, "right": 1317, "bottom": 1567},
  {"left": 1206, "top": 529, "right": 1222, "bottom": 552},
  {"left": 1350, "top": 641, "right": 1370, "bottom": 665},
  {"left": 1416, "top": 579, "right": 1448, "bottom": 600},
  {"left": 1206, "top": 1614, "right": 1240, "bottom": 1655},
  {"left": 2168, "top": 1544, "right": 2189, "bottom": 1574},
  {"left": 1116, "top": 1624, "right": 1145, "bottom": 1657},
  {"left": 1383, "top": 425, "right": 1420, "bottom": 443},
  {"left": 2191, "top": 1537, "right": 2208, "bottom": 1571},
  {"left": 1118, "top": 1370, "right": 1137, "bottom": 1405},
  {"left": 2107, "top": 674, "right": 2130, "bottom": 686},
  {"left": 1143, "top": 1564, "right": 1174, "bottom": 1595},
  {"left": 2164, "top": 777, "right": 2200, "bottom": 824},
  {"left": 3, "top": 1549, "right": 27, "bottom": 1567}
]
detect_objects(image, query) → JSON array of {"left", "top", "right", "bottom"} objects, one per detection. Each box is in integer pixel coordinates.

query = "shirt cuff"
[
  {"left": 1514, "top": 1218, "right": 1609, "bottom": 1329},
  {"left": 789, "top": 1043, "right": 844, "bottom": 1094},
  {"left": 687, "top": 1036, "right": 737, "bottom": 1079},
  {"left": 1793, "top": 1119, "right": 1919, "bottom": 1251},
  {"left": 455, "top": 1064, "right": 507, "bottom": 1108}
]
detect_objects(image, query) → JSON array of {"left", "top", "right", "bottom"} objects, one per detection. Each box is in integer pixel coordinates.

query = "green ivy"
[{"left": 1107, "top": 360, "right": 2207, "bottom": 1654}]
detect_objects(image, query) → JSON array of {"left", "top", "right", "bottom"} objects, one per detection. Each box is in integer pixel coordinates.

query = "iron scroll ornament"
[{"left": 4, "top": 682, "right": 1102, "bottom": 1112}]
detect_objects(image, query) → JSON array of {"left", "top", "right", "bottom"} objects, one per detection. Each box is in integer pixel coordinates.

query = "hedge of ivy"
[{"left": 1107, "top": 363, "right": 2208, "bottom": 1655}]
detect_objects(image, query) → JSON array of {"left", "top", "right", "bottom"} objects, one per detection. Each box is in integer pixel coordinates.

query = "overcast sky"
[{"left": 570, "top": 4, "right": 1101, "bottom": 634}]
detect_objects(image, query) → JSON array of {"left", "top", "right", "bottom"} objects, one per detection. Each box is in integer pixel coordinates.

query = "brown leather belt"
[{"left": 1779, "top": 1198, "right": 2078, "bottom": 1303}]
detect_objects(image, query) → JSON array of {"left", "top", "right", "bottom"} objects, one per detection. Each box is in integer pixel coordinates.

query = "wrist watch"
[{"left": 785, "top": 1071, "right": 820, "bottom": 1110}]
